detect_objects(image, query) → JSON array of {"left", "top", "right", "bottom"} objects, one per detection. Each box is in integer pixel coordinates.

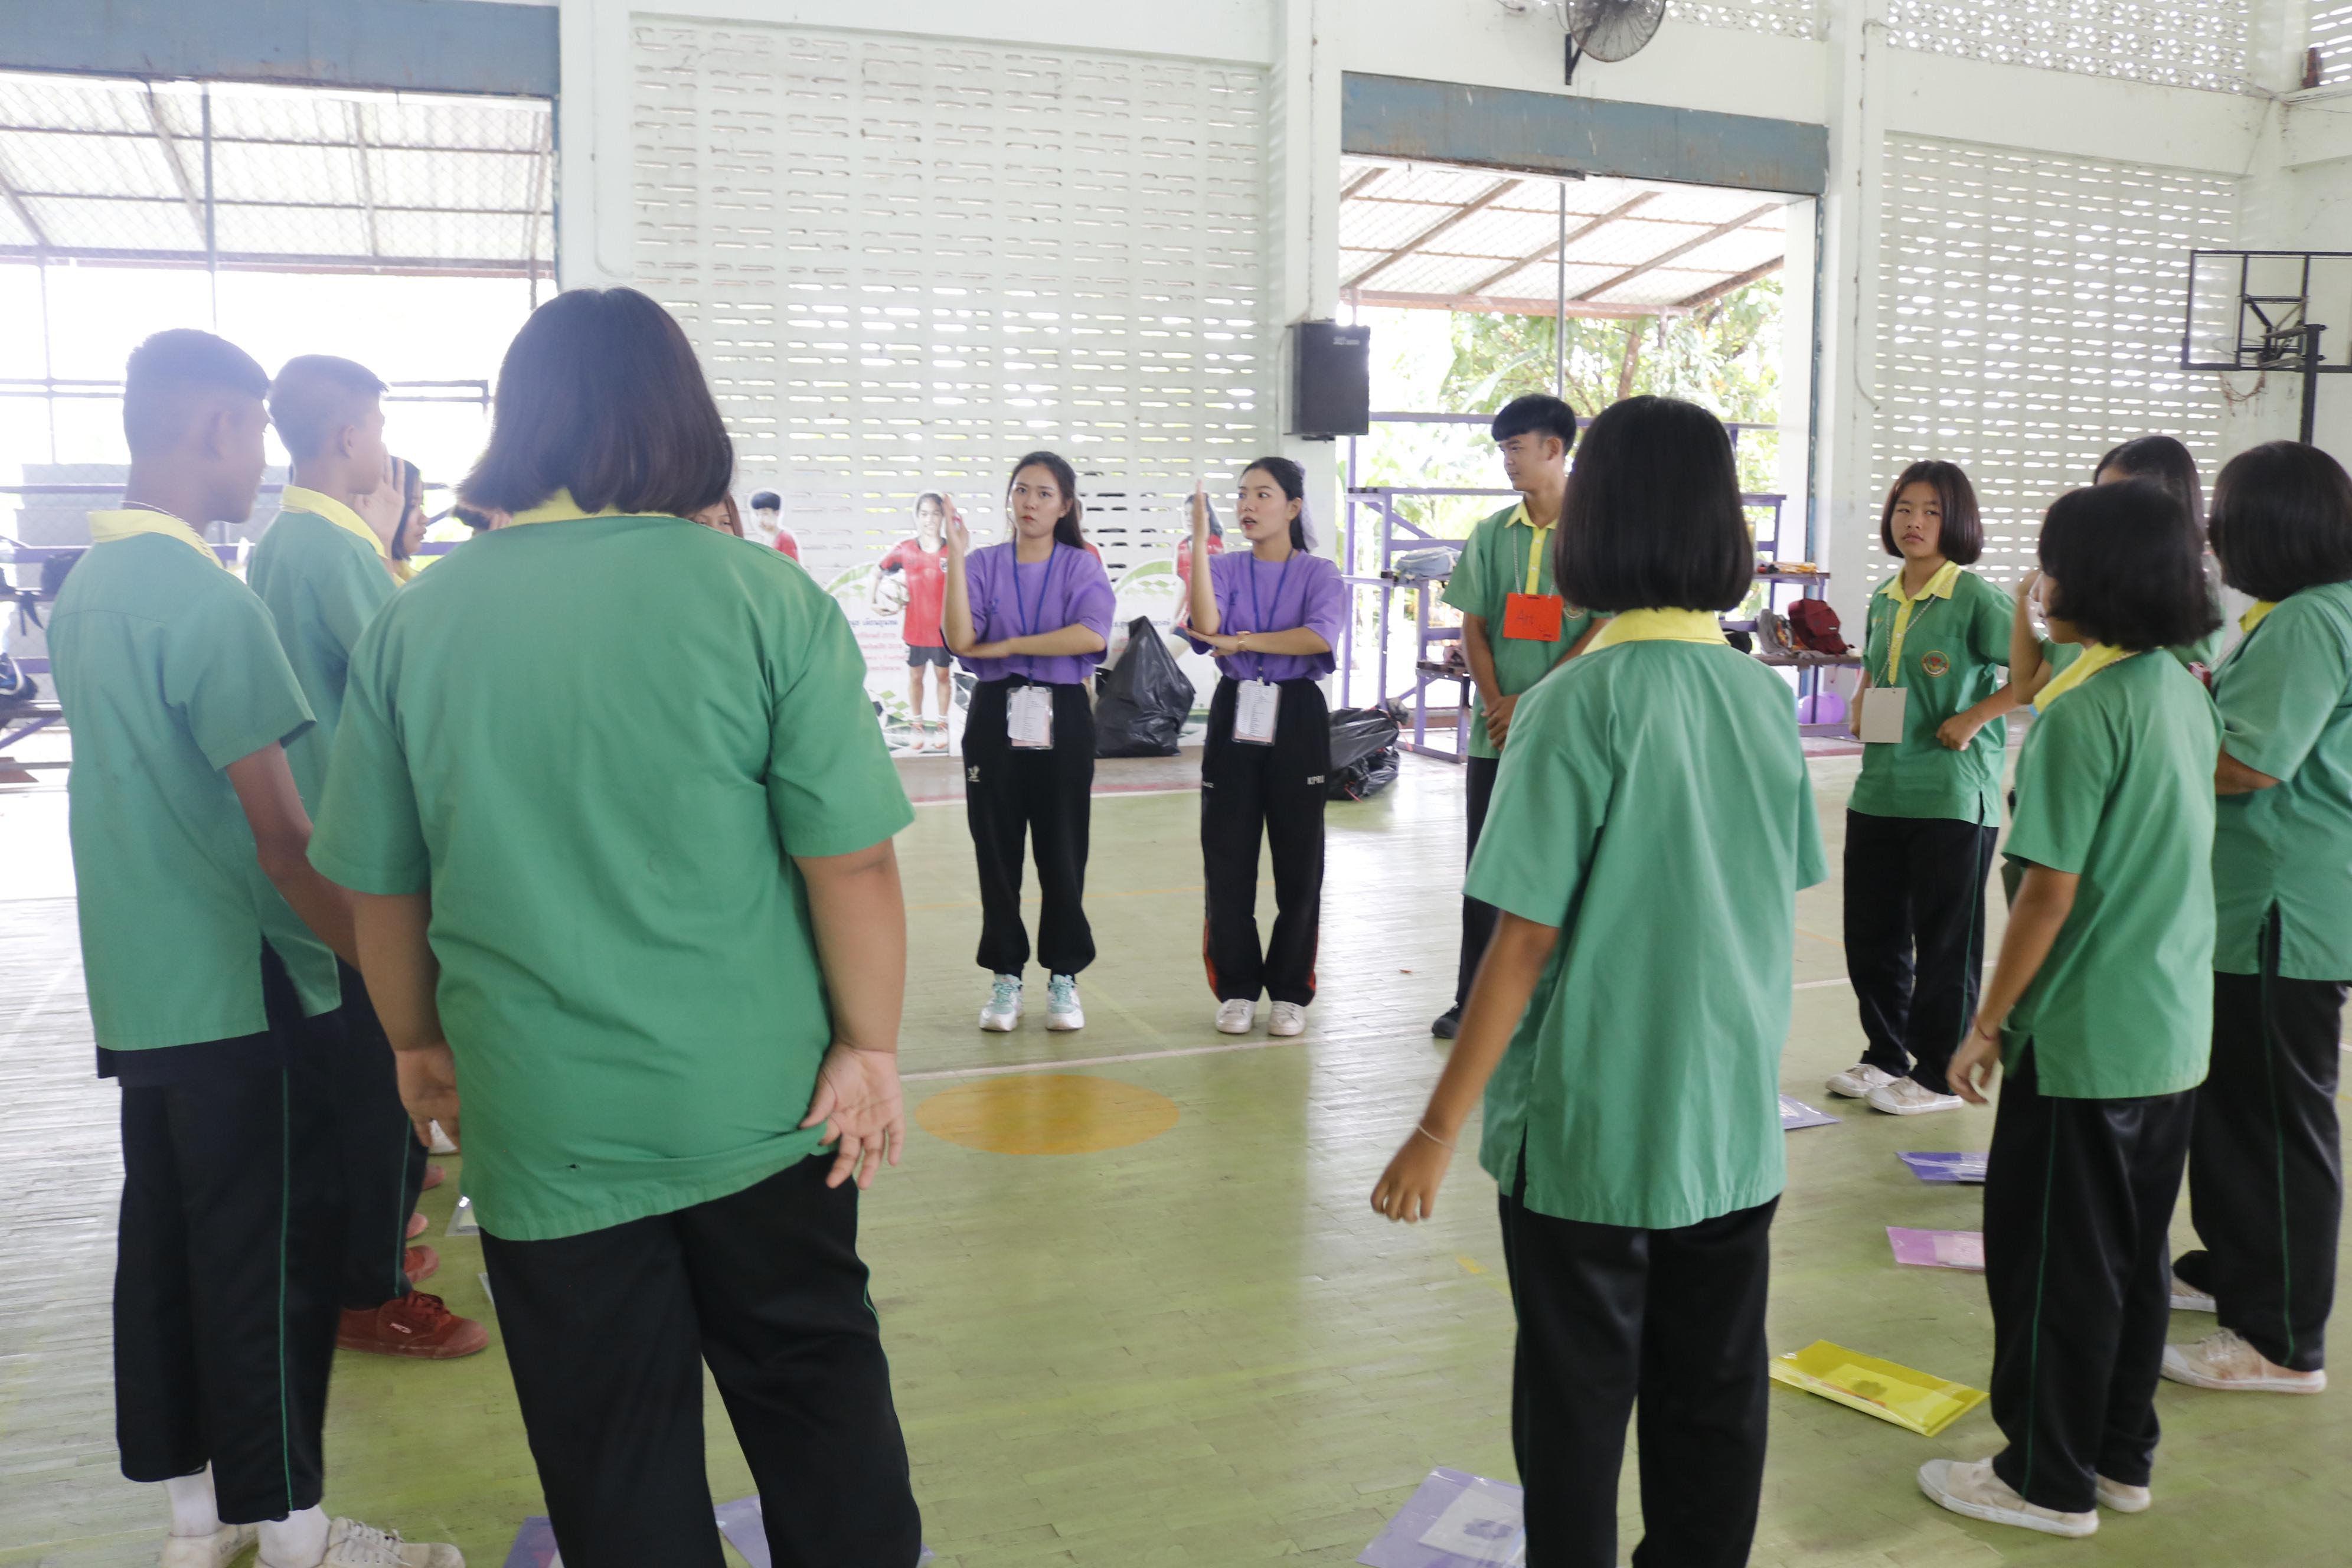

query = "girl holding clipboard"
[
  {"left": 1184, "top": 458, "right": 1347, "bottom": 1037},
  {"left": 944, "top": 452, "right": 1117, "bottom": 1034}
]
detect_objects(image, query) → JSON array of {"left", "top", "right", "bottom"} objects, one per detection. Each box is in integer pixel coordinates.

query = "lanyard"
[
  {"left": 1012, "top": 544, "right": 1063, "bottom": 640},
  {"left": 1245, "top": 551, "right": 1298, "bottom": 682},
  {"left": 1523, "top": 517, "right": 1553, "bottom": 596},
  {"left": 1881, "top": 567, "right": 1952, "bottom": 684}
]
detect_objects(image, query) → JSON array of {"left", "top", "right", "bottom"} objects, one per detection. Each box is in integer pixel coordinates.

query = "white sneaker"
[
  {"left": 2095, "top": 1475, "right": 2151, "bottom": 1513},
  {"left": 1825, "top": 1062, "right": 1899, "bottom": 1099},
  {"left": 1917, "top": 1458, "right": 2097, "bottom": 1538},
  {"left": 320, "top": 1519, "right": 463, "bottom": 1567},
  {"left": 979, "top": 974, "right": 1023, "bottom": 1032},
  {"left": 1865, "top": 1077, "right": 1965, "bottom": 1116},
  {"left": 1046, "top": 974, "right": 1084, "bottom": 1031},
  {"left": 1268, "top": 1001, "right": 1306, "bottom": 1037},
  {"left": 2161, "top": 1328, "right": 2327, "bottom": 1393},
  {"left": 2170, "top": 1273, "right": 2216, "bottom": 1312},
  {"left": 164, "top": 1524, "right": 258, "bottom": 1568},
  {"left": 1216, "top": 998, "right": 1255, "bottom": 1034}
]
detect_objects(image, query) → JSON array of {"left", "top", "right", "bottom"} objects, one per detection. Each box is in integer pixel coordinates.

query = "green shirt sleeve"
[
  {"left": 1462, "top": 686, "right": 1611, "bottom": 926},
  {"left": 2217, "top": 605, "right": 2352, "bottom": 783},
  {"left": 766, "top": 587, "right": 917, "bottom": 858},
  {"left": 308, "top": 619, "right": 429, "bottom": 894},
  {"left": 1796, "top": 780, "right": 1830, "bottom": 889},
  {"left": 2005, "top": 703, "right": 2116, "bottom": 875},
  {"left": 1442, "top": 518, "right": 1496, "bottom": 620},
  {"left": 166, "top": 584, "right": 315, "bottom": 771}
]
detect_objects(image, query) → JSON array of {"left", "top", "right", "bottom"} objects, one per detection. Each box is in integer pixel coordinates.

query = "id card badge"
[
  {"left": 1235, "top": 679, "right": 1280, "bottom": 745},
  {"left": 1859, "top": 685, "right": 1907, "bottom": 744},
  {"left": 1502, "top": 592, "right": 1566, "bottom": 642},
  {"left": 1008, "top": 685, "right": 1055, "bottom": 749}
]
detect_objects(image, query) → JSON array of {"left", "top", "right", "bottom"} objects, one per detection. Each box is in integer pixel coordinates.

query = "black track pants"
[
  {"left": 1843, "top": 808, "right": 1997, "bottom": 1095},
  {"left": 1201, "top": 676, "right": 1329, "bottom": 1007},
  {"left": 963, "top": 678, "right": 1096, "bottom": 976},
  {"left": 1453, "top": 754, "right": 1501, "bottom": 1010},
  {"left": 328, "top": 961, "right": 427, "bottom": 1309}
]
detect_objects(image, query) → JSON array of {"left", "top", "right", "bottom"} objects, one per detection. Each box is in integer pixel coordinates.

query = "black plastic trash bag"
[
  {"left": 1327, "top": 704, "right": 1402, "bottom": 801},
  {"left": 1096, "top": 616, "right": 1193, "bottom": 757}
]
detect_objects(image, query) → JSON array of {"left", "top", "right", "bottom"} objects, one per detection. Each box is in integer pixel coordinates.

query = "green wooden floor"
[{"left": 4, "top": 752, "right": 2349, "bottom": 1565}]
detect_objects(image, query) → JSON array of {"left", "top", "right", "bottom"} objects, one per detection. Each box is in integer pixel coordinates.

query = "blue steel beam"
[
  {"left": 0, "top": 0, "right": 558, "bottom": 99},
  {"left": 1342, "top": 73, "right": 1828, "bottom": 197}
]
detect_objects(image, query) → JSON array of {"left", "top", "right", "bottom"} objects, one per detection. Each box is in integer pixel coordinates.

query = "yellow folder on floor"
[{"left": 1769, "top": 1340, "right": 1986, "bottom": 1437}]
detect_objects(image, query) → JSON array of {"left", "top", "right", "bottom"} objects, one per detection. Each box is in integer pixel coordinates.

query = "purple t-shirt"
[
  {"left": 957, "top": 541, "right": 1118, "bottom": 685},
  {"left": 1182, "top": 549, "right": 1347, "bottom": 682}
]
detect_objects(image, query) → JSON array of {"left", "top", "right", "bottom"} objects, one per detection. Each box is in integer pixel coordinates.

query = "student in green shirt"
[
  {"left": 308, "top": 287, "right": 922, "bottom": 1568},
  {"left": 2166, "top": 441, "right": 2352, "bottom": 1396},
  {"left": 1431, "top": 394, "right": 1603, "bottom": 1040},
  {"left": 1373, "top": 396, "right": 1827, "bottom": 1568},
  {"left": 249, "top": 354, "right": 486, "bottom": 1364},
  {"left": 1927, "top": 480, "right": 2220, "bottom": 1539},
  {"left": 51, "top": 330, "right": 458, "bottom": 1568},
  {"left": 1834, "top": 460, "right": 2021, "bottom": 1118}
]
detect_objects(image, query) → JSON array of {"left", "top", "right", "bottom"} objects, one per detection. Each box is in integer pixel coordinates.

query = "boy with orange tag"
[{"left": 1433, "top": 394, "right": 1602, "bottom": 1040}]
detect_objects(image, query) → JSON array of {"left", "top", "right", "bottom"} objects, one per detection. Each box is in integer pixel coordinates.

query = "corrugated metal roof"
[{"left": 0, "top": 72, "right": 551, "bottom": 275}]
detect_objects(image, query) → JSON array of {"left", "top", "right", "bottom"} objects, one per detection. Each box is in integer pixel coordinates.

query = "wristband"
[{"left": 1415, "top": 1122, "right": 1457, "bottom": 1151}]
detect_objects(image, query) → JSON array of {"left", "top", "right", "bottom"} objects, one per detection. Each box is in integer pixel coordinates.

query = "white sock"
[
  {"left": 164, "top": 1467, "right": 221, "bottom": 1537},
  {"left": 258, "top": 1505, "right": 330, "bottom": 1568}
]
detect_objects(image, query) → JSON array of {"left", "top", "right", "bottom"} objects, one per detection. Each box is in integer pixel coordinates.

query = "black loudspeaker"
[{"left": 1289, "top": 321, "right": 1370, "bottom": 439}]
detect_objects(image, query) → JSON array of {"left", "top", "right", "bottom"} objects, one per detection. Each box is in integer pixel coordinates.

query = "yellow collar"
[
  {"left": 2241, "top": 599, "right": 2278, "bottom": 635},
  {"left": 2037, "top": 642, "right": 2135, "bottom": 708},
  {"left": 1876, "top": 558, "right": 1962, "bottom": 605},
  {"left": 1588, "top": 609, "right": 1725, "bottom": 650},
  {"left": 87, "top": 508, "right": 223, "bottom": 568},
  {"left": 507, "top": 489, "right": 632, "bottom": 527},
  {"left": 1508, "top": 501, "right": 1553, "bottom": 534},
  {"left": 279, "top": 485, "right": 388, "bottom": 559}
]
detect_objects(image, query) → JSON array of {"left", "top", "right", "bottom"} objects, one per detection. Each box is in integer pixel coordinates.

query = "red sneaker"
[
  {"left": 421, "top": 1162, "right": 446, "bottom": 1192},
  {"left": 405, "top": 1211, "right": 428, "bottom": 1240},
  {"left": 404, "top": 1244, "right": 440, "bottom": 1286},
  {"left": 337, "top": 1293, "right": 489, "bottom": 1359}
]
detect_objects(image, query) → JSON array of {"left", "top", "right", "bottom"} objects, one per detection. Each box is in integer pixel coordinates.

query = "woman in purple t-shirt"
[
  {"left": 1182, "top": 456, "right": 1347, "bottom": 1040},
  {"left": 943, "top": 451, "right": 1118, "bottom": 1034}
]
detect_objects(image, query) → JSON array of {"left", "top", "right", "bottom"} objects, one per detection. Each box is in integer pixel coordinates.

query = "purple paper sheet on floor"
[
  {"left": 714, "top": 1497, "right": 934, "bottom": 1566},
  {"left": 1779, "top": 1095, "right": 1838, "bottom": 1131},
  {"left": 1887, "top": 1226, "right": 1985, "bottom": 1270},
  {"left": 1897, "top": 1151, "right": 1988, "bottom": 1183},
  {"left": 1358, "top": 1468, "right": 1526, "bottom": 1567},
  {"left": 501, "top": 1518, "right": 559, "bottom": 1568}
]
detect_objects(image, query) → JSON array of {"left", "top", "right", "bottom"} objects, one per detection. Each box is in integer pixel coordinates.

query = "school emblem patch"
[{"left": 1920, "top": 651, "right": 1950, "bottom": 677}]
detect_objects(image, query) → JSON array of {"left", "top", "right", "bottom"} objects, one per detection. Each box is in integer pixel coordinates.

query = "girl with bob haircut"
[
  {"left": 1373, "top": 396, "right": 1825, "bottom": 1568},
  {"left": 1832, "top": 459, "right": 2021, "bottom": 1120},
  {"left": 1923, "top": 479, "right": 2219, "bottom": 1539},
  {"left": 2166, "top": 440, "right": 2352, "bottom": 1397},
  {"left": 1182, "top": 456, "right": 1347, "bottom": 1039},
  {"left": 306, "top": 286, "right": 926, "bottom": 1568},
  {"left": 943, "top": 450, "right": 1118, "bottom": 1034}
]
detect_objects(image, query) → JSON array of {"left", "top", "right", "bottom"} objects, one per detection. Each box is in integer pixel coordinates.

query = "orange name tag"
[{"left": 1502, "top": 592, "right": 1566, "bottom": 642}]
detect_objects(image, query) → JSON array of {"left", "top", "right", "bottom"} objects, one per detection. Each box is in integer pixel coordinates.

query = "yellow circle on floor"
[{"left": 917, "top": 1073, "right": 1180, "bottom": 1155}]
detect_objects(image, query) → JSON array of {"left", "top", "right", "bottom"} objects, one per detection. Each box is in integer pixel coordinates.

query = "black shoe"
[{"left": 1432, "top": 1005, "right": 1462, "bottom": 1040}]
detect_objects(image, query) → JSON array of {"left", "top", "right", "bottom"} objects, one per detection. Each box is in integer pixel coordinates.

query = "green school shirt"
[
  {"left": 48, "top": 533, "right": 340, "bottom": 1048},
  {"left": 1440, "top": 502, "right": 1597, "bottom": 760},
  {"left": 1464, "top": 634, "right": 1830, "bottom": 1230},
  {"left": 246, "top": 505, "right": 397, "bottom": 812},
  {"left": 1849, "top": 565, "right": 2012, "bottom": 825},
  {"left": 309, "top": 515, "right": 916, "bottom": 1242},
  {"left": 2001, "top": 651, "right": 2217, "bottom": 1098},
  {"left": 2210, "top": 581, "right": 2352, "bottom": 981}
]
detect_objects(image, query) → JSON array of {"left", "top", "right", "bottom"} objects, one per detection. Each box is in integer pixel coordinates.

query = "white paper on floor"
[
  {"left": 478, "top": 1271, "right": 495, "bottom": 1309},
  {"left": 1779, "top": 1095, "right": 1838, "bottom": 1131},
  {"left": 1358, "top": 1468, "right": 1528, "bottom": 1568},
  {"left": 714, "top": 1496, "right": 934, "bottom": 1566},
  {"left": 448, "top": 1194, "right": 480, "bottom": 1236}
]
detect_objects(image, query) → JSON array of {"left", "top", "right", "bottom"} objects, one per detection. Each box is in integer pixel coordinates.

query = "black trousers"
[
  {"left": 1453, "top": 754, "right": 1501, "bottom": 1009},
  {"left": 481, "top": 1156, "right": 922, "bottom": 1568},
  {"left": 1843, "top": 809, "right": 1997, "bottom": 1095},
  {"left": 1201, "top": 676, "right": 1329, "bottom": 1006},
  {"left": 2178, "top": 916, "right": 2347, "bottom": 1373},
  {"left": 115, "top": 950, "right": 339, "bottom": 1524},
  {"left": 1498, "top": 1174, "right": 1775, "bottom": 1568},
  {"left": 964, "top": 678, "right": 1095, "bottom": 976},
  {"left": 1984, "top": 1051, "right": 2192, "bottom": 1514},
  {"left": 326, "top": 961, "right": 427, "bottom": 1310}
]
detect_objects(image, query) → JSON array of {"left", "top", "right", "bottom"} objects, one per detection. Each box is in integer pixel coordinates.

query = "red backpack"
[{"left": 1785, "top": 599, "right": 1848, "bottom": 655}]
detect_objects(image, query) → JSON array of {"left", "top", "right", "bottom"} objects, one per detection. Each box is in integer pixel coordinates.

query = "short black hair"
[
  {"left": 1491, "top": 393, "right": 1579, "bottom": 451},
  {"left": 1554, "top": 396, "right": 1752, "bottom": 613},
  {"left": 450, "top": 504, "right": 495, "bottom": 533},
  {"left": 122, "top": 329, "right": 269, "bottom": 456},
  {"left": 2038, "top": 481, "right": 2219, "bottom": 651},
  {"left": 268, "top": 354, "right": 386, "bottom": 463},
  {"left": 461, "top": 288, "right": 731, "bottom": 518},
  {"left": 2096, "top": 435, "right": 2203, "bottom": 522},
  {"left": 750, "top": 491, "right": 782, "bottom": 512},
  {"left": 1879, "top": 460, "right": 1983, "bottom": 565},
  {"left": 2208, "top": 441, "right": 2352, "bottom": 602}
]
